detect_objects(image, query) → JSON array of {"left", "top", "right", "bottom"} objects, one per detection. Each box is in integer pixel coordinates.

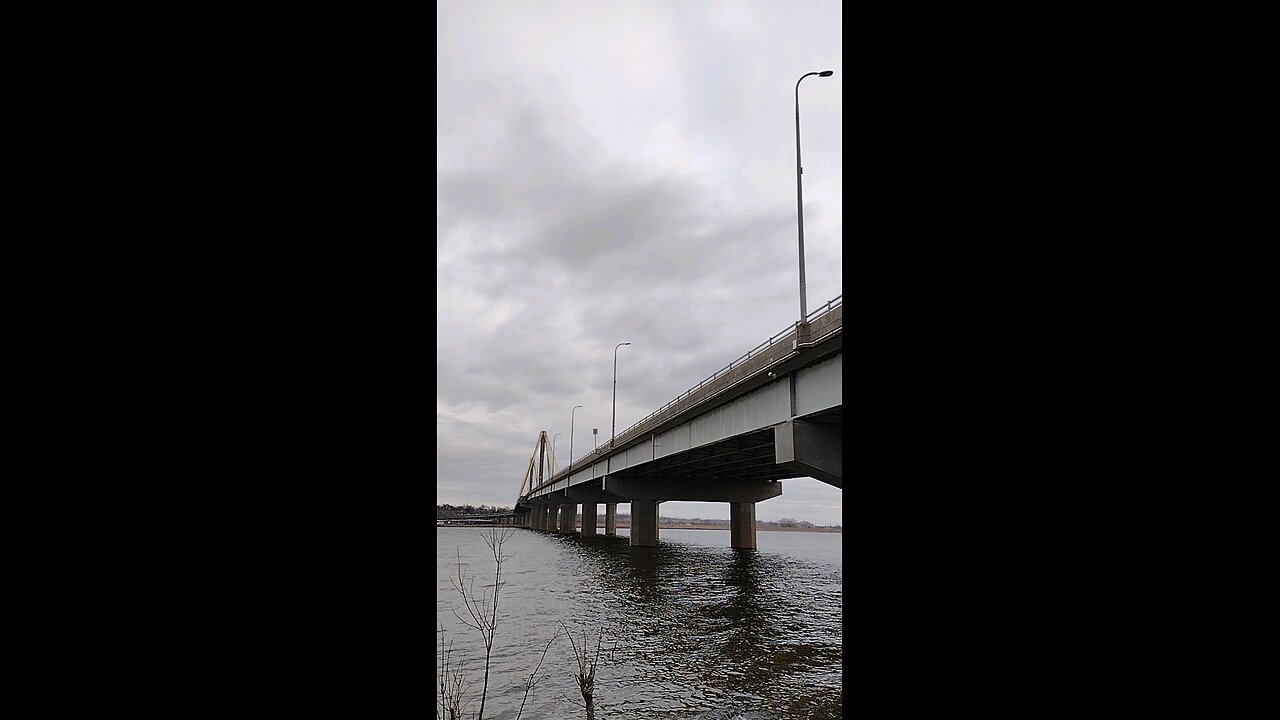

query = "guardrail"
[
  {"left": 544, "top": 293, "right": 843, "bottom": 485},
  {"left": 805, "top": 294, "right": 842, "bottom": 324}
]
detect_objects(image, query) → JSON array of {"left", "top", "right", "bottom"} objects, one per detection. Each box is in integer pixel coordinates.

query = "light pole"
[
  {"left": 569, "top": 405, "right": 582, "bottom": 471},
  {"left": 795, "top": 69, "right": 834, "bottom": 321},
  {"left": 612, "top": 342, "right": 630, "bottom": 446}
]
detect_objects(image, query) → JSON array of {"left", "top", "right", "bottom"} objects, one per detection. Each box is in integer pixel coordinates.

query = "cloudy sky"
[{"left": 436, "top": 0, "right": 842, "bottom": 525}]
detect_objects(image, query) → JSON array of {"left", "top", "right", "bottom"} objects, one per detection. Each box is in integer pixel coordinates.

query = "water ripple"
[{"left": 437, "top": 528, "right": 842, "bottom": 719}]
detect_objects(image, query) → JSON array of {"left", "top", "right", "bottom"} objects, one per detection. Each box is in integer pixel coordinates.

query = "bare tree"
[
  {"left": 436, "top": 624, "right": 469, "bottom": 720},
  {"left": 559, "top": 621, "right": 617, "bottom": 720},
  {"left": 449, "top": 527, "right": 516, "bottom": 720},
  {"left": 441, "top": 527, "right": 580, "bottom": 719}
]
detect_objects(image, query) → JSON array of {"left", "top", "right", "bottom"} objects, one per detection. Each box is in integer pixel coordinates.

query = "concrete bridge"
[{"left": 513, "top": 295, "right": 842, "bottom": 549}]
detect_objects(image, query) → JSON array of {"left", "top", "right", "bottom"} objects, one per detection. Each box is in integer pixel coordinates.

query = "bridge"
[{"left": 511, "top": 295, "right": 842, "bottom": 549}]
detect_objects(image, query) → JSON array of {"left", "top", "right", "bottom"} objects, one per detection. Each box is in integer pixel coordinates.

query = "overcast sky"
[{"left": 436, "top": 0, "right": 842, "bottom": 525}]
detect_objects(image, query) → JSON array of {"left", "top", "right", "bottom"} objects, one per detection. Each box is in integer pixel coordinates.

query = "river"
[{"left": 435, "top": 527, "right": 843, "bottom": 719}]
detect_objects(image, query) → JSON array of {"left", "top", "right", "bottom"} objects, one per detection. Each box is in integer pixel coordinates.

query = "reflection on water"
[{"left": 436, "top": 528, "right": 842, "bottom": 719}]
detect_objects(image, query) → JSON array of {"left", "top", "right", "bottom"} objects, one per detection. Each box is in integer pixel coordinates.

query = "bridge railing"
[
  {"left": 551, "top": 293, "right": 843, "bottom": 482},
  {"left": 805, "top": 294, "right": 843, "bottom": 324}
]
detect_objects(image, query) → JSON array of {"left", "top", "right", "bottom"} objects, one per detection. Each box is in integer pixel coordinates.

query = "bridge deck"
[{"left": 525, "top": 296, "right": 842, "bottom": 500}]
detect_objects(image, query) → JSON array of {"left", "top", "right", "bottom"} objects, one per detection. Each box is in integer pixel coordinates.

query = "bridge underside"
[
  {"left": 520, "top": 408, "right": 841, "bottom": 548},
  {"left": 615, "top": 407, "right": 840, "bottom": 489}
]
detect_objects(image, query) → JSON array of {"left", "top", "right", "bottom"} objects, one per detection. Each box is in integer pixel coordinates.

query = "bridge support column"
[
  {"left": 730, "top": 501, "right": 757, "bottom": 549},
  {"left": 559, "top": 505, "right": 576, "bottom": 534},
  {"left": 580, "top": 503, "right": 597, "bottom": 536},
  {"left": 605, "top": 503, "right": 617, "bottom": 536},
  {"left": 630, "top": 500, "right": 660, "bottom": 547},
  {"left": 532, "top": 507, "right": 543, "bottom": 530},
  {"left": 540, "top": 506, "right": 551, "bottom": 531}
]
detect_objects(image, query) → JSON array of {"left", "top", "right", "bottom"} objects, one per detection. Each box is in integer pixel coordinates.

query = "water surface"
[{"left": 436, "top": 527, "right": 843, "bottom": 719}]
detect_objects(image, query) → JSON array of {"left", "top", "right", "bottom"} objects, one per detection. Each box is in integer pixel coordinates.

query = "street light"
[
  {"left": 612, "top": 342, "right": 630, "bottom": 446},
  {"left": 569, "top": 405, "right": 583, "bottom": 471},
  {"left": 795, "top": 69, "right": 834, "bottom": 321}
]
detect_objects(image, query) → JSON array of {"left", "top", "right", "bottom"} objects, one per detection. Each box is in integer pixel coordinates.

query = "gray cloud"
[{"left": 437, "top": 0, "right": 842, "bottom": 524}]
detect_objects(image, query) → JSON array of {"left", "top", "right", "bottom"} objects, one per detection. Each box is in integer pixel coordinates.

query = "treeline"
[
  {"left": 766, "top": 518, "right": 826, "bottom": 528},
  {"left": 437, "top": 503, "right": 512, "bottom": 517},
  {"left": 436, "top": 506, "right": 838, "bottom": 528},
  {"left": 647, "top": 514, "right": 839, "bottom": 528}
]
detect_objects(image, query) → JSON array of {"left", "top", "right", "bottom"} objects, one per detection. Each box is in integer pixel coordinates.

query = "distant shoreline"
[
  {"left": 435, "top": 522, "right": 841, "bottom": 533},
  {"left": 615, "top": 523, "right": 841, "bottom": 533}
]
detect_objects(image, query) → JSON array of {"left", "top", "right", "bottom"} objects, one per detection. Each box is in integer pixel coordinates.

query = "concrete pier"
[
  {"left": 537, "top": 506, "right": 549, "bottom": 530},
  {"left": 559, "top": 505, "right": 576, "bottom": 534},
  {"left": 580, "top": 503, "right": 597, "bottom": 536},
  {"left": 630, "top": 499, "right": 660, "bottom": 547},
  {"left": 605, "top": 503, "right": 617, "bottom": 536},
  {"left": 729, "top": 501, "right": 756, "bottom": 549}
]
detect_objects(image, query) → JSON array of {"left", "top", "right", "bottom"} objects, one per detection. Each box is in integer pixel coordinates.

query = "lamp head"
[{"left": 819, "top": 70, "right": 834, "bottom": 77}]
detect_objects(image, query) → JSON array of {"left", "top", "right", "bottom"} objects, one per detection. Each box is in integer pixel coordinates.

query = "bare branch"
[
  {"left": 515, "top": 629, "right": 560, "bottom": 720},
  {"left": 560, "top": 620, "right": 606, "bottom": 720},
  {"left": 437, "top": 625, "right": 470, "bottom": 720},
  {"left": 445, "top": 530, "right": 514, "bottom": 720}
]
